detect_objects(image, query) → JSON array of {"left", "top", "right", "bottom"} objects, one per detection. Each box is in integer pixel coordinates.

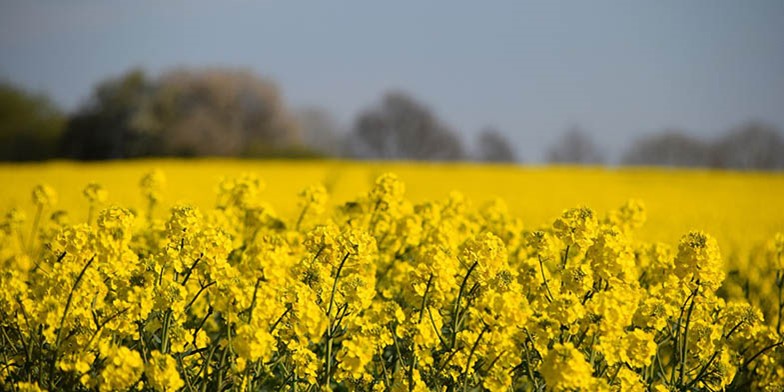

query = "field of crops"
[{"left": 1, "top": 160, "right": 783, "bottom": 391}]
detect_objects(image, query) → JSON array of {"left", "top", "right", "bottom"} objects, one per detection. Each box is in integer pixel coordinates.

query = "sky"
[{"left": 1, "top": 1, "right": 783, "bottom": 161}]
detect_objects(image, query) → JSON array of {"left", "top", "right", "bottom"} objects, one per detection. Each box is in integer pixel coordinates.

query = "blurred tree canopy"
[
  {"left": 0, "top": 81, "right": 65, "bottom": 161},
  {"left": 621, "top": 131, "right": 710, "bottom": 167},
  {"left": 546, "top": 127, "right": 604, "bottom": 164},
  {"left": 346, "top": 91, "right": 465, "bottom": 161},
  {"left": 709, "top": 122, "right": 784, "bottom": 170},
  {"left": 622, "top": 122, "right": 784, "bottom": 170},
  {"left": 60, "top": 69, "right": 154, "bottom": 159},
  {"left": 476, "top": 127, "right": 517, "bottom": 163},
  {"left": 294, "top": 107, "right": 344, "bottom": 157},
  {"left": 2, "top": 67, "right": 783, "bottom": 170},
  {"left": 147, "top": 69, "right": 302, "bottom": 157},
  {"left": 60, "top": 68, "right": 304, "bottom": 159}
]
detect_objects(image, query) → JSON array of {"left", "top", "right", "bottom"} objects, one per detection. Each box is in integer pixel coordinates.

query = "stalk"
[
  {"left": 538, "top": 257, "right": 554, "bottom": 302},
  {"left": 27, "top": 205, "right": 42, "bottom": 253},
  {"left": 49, "top": 256, "right": 95, "bottom": 388},
  {"left": 461, "top": 325, "right": 488, "bottom": 392},
  {"left": 323, "top": 253, "right": 350, "bottom": 390},
  {"left": 452, "top": 261, "right": 478, "bottom": 348}
]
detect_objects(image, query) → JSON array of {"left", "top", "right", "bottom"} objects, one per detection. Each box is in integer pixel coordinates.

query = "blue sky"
[{"left": 1, "top": 1, "right": 783, "bottom": 161}]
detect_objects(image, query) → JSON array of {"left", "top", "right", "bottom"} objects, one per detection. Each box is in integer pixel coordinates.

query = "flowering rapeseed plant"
[{"left": 0, "top": 170, "right": 782, "bottom": 391}]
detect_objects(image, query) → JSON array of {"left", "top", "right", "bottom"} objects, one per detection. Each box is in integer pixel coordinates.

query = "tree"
[
  {"left": 294, "top": 107, "right": 343, "bottom": 157},
  {"left": 147, "top": 68, "right": 301, "bottom": 157},
  {"left": 710, "top": 122, "right": 784, "bottom": 170},
  {"left": 546, "top": 127, "right": 603, "bottom": 164},
  {"left": 621, "top": 123, "right": 784, "bottom": 170},
  {"left": 60, "top": 69, "right": 155, "bottom": 160},
  {"left": 347, "top": 91, "right": 465, "bottom": 161},
  {"left": 0, "top": 82, "right": 64, "bottom": 161},
  {"left": 621, "top": 131, "right": 710, "bottom": 167},
  {"left": 476, "top": 127, "right": 517, "bottom": 162},
  {"left": 60, "top": 67, "right": 303, "bottom": 159}
]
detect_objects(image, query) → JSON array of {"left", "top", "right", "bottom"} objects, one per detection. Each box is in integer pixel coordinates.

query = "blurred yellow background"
[{"left": 2, "top": 160, "right": 782, "bottom": 259}]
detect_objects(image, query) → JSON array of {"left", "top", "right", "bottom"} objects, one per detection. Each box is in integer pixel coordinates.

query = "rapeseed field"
[{"left": 0, "top": 160, "right": 782, "bottom": 391}]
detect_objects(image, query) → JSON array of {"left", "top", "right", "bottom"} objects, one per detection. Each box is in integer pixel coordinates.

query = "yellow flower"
[
  {"left": 460, "top": 232, "right": 507, "bottom": 282},
  {"left": 606, "top": 199, "right": 646, "bottom": 233},
  {"left": 32, "top": 184, "right": 57, "bottom": 208},
  {"left": 99, "top": 345, "right": 144, "bottom": 392},
  {"left": 614, "top": 366, "right": 646, "bottom": 392},
  {"left": 234, "top": 324, "right": 275, "bottom": 362},
  {"left": 540, "top": 342, "right": 595, "bottom": 391},
  {"left": 2, "top": 168, "right": 782, "bottom": 391},
  {"left": 336, "top": 336, "right": 375, "bottom": 381},
  {"left": 140, "top": 169, "right": 166, "bottom": 203},
  {"left": 621, "top": 329, "right": 657, "bottom": 368},
  {"left": 553, "top": 206, "right": 598, "bottom": 250},
  {"left": 674, "top": 231, "right": 724, "bottom": 290},
  {"left": 298, "top": 184, "right": 329, "bottom": 217},
  {"left": 586, "top": 226, "right": 636, "bottom": 282},
  {"left": 145, "top": 351, "right": 184, "bottom": 392},
  {"left": 14, "top": 382, "right": 46, "bottom": 392},
  {"left": 369, "top": 173, "right": 405, "bottom": 208},
  {"left": 83, "top": 182, "right": 109, "bottom": 204},
  {"left": 165, "top": 205, "right": 202, "bottom": 240}
]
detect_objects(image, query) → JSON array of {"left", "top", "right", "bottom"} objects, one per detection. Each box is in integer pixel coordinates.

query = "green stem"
[
  {"left": 245, "top": 278, "right": 263, "bottom": 323},
  {"left": 184, "top": 281, "right": 216, "bottom": 311},
  {"left": 538, "top": 257, "right": 554, "bottom": 302},
  {"left": 146, "top": 199, "right": 156, "bottom": 224},
  {"left": 87, "top": 204, "right": 95, "bottom": 226},
  {"left": 671, "top": 287, "right": 697, "bottom": 383},
  {"left": 161, "top": 310, "right": 173, "bottom": 354},
  {"left": 678, "top": 287, "right": 698, "bottom": 386},
  {"left": 776, "top": 258, "right": 782, "bottom": 335},
  {"left": 181, "top": 254, "right": 205, "bottom": 285},
  {"left": 49, "top": 256, "right": 95, "bottom": 388},
  {"left": 522, "top": 328, "right": 541, "bottom": 390},
  {"left": 741, "top": 341, "right": 784, "bottom": 369},
  {"left": 462, "top": 325, "right": 488, "bottom": 392},
  {"left": 427, "top": 307, "right": 448, "bottom": 347},
  {"left": 418, "top": 274, "right": 433, "bottom": 324},
  {"left": 452, "top": 261, "right": 478, "bottom": 348},
  {"left": 685, "top": 350, "right": 720, "bottom": 389},
  {"left": 295, "top": 205, "right": 309, "bottom": 231},
  {"left": 269, "top": 306, "right": 292, "bottom": 333},
  {"left": 27, "top": 205, "right": 42, "bottom": 253},
  {"left": 323, "top": 253, "right": 350, "bottom": 389},
  {"left": 199, "top": 343, "right": 220, "bottom": 392},
  {"left": 561, "top": 245, "right": 571, "bottom": 269}
]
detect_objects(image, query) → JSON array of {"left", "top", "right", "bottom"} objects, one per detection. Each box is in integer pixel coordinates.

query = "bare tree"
[
  {"left": 621, "top": 131, "right": 710, "bottom": 167},
  {"left": 347, "top": 91, "right": 465, "bottom": 161},
  {"left": 546, "top": 127, "right": 604, "bottom": 164},
  {"left": 710, "top": 122, "right": 784, "bottom": 170},
  {"left": 621, "top": 123, "right": 784, "bottom": 170},
  {"left": 476, "top": 127, "right": 517, "bottom": 162}
]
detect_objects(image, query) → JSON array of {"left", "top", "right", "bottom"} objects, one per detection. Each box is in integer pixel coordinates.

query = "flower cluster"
[{"left": 0, "top": 171, "right": 782, "bottom": 391}]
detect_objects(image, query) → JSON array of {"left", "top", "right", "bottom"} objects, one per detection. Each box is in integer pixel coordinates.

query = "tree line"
[{"left": 1, "top": 67, "right": 783, "bottom": 169}]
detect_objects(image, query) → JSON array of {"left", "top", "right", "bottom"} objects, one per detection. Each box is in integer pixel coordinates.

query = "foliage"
[
  {"left": 59, "top": 69, "right": 155, "bottom": 160},
  {"left": 0, "top": 82, "right": 65, "bottom": 161},
  {"left": 59, "top": 68, "right": 304, "bottom": 160}
]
